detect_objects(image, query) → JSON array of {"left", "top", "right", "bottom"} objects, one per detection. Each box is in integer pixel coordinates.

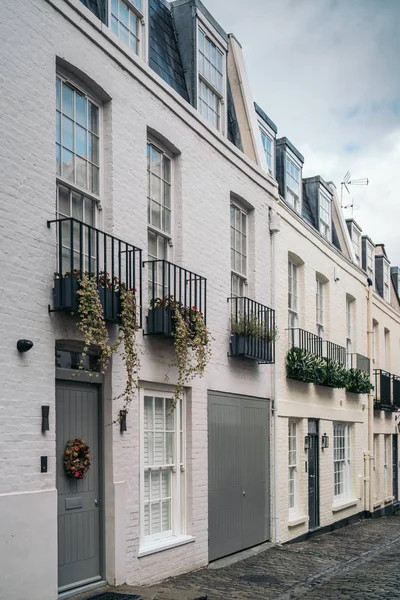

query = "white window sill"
[
  {"left": 332, "top": 498, "right": 359, "bottom": 513},
  {"left": 288, "top": 515, "right": 309, "bottom": 527},
  {"left": 384, "top": 495, "right": 394, "bottom": 503},
  {"left": 138, "top": 535, "right": 195, "bottom": 558},
  {"left": 373, "top": 500, "right": 382, "bottom": 509}
]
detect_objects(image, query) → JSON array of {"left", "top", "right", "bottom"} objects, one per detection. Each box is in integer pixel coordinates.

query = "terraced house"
[{"left": 0, "top": 0, "right": 395, "bottom": 599}]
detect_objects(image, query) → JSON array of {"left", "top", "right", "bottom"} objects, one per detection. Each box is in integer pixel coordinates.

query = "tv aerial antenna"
[{"left": 340, "top": 171, "right": 369, "bottom": 214}]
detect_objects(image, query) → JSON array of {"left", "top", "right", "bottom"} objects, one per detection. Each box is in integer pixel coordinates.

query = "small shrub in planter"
[
  {"left": 230, "top": 313, "right": 277, "bottom": 362},
  {"left": 147, "top": 296, "right": 177, "bottom": 336},
  {"left": 346, "top": 368, "right": 374, "bottom": 394},
  {"left": 286, "top": 347, "right": 320, "bottom": 383},
  {"left": 320, "top": 360, "right": 349, "bottom": 389}
]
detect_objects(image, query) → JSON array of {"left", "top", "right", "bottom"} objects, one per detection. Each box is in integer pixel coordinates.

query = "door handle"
[
  {"left": 94, "top": 499, "right": 99, "bottom": 507},
  {"left": 242, "top": 491, "right": 246, "bottom": 496}
]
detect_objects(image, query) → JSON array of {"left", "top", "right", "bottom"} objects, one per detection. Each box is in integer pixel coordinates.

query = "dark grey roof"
[
  {"left": 172, "top": 0, "right": 228, "bottom": 42},
  {"left": 276, "top": 137, "right": 304, "bottom": 164},
  {"left": 301, "top": 184, "right": 317, "bottom": 228},
  {"left": 227, "top": 80, "right": 243, "bottom": 151},
  {"left": 332, "top": 222, "right": 342, "bottom": 251},
  {"left": 149, "top": 0, "right": 189, "bottom": 101},
  {"left": 254, "top": 103, "right": 278, "bottom": 134}
]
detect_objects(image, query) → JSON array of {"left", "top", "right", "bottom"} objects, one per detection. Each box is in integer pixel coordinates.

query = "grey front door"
[
  {"left": 393, "top": 434, "right": 398, "bottom": 503},
  {"left": 56, "top": 380, "right": 102, "bottom": 592},
  {"left": 208, "top": 392, "right": 270, "bottom": 561},
  {"left": 308, "top": 419, "right": 319, "bottom": 530}
]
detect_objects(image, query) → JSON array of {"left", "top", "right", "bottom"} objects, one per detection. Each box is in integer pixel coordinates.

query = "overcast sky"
[{"left": 205, "top": 0, "right": 400, "bottom": 262}]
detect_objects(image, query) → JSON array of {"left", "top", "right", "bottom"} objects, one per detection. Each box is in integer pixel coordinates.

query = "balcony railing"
[
  {"left": 392, "top": 375, "right": 400, "bottom": 409},
  {"left": 348, "top": 353, "right": 370, "bottom": 373},
  {"left": 374, "top": 369, "right": 392, "bottom": 410},
  {"left": 144, "top": 259, "right": 206, "bottom": 336},
  {"left": 288, "top": 328, "right": 323, "bottom": 355},
  {"left": 323, "top": 341, "right": 346, "bottom": 366},
  {"left": 48, "top": 218, "right": 142, "bottom": 325},
  {"left": 229, "top": 297, "right": 275, "bottom": 364}
]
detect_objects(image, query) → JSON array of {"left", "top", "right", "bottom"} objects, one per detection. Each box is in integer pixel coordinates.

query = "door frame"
[
  {"left": 393, "top": 434, "right": 398, "bottom": 504},
  {"left": 307, "top": 419, "right": 320, "bottom": 530},
  {"left": 56, "top": 366, "right": 106, "bottom": 591}
]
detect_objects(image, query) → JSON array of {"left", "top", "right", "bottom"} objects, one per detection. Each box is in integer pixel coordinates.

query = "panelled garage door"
[{"left": 208, "top": 391, "right": 270, "bottom": 561}]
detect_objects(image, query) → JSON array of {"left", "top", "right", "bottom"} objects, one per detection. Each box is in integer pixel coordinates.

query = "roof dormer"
[
  {"left": 375, "top": 245, "right": 390, "bottom": 303},
  {"left": 345, "top": 218, "right": 362, "bottom": 266},
  {"left": 254, "top": 103, "right": 277, "bottom": 178},
  {"left": 171, "top": 0, "right": 228, "bottom": 133},
  {"left": 275, "top": 138, "right": 304, "bottom": 214},
  {"left": 302, "top": 176, "right": 333, "bottom": 243}
]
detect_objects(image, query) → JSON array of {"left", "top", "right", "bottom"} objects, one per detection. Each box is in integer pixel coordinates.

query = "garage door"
[{"left": 208, "top": 391, "right": 270, "bottom": 561}]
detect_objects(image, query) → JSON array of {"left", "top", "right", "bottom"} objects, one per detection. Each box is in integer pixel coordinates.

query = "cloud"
[{"left": 204, "top": 0, "right": 400, "bottom": 261}]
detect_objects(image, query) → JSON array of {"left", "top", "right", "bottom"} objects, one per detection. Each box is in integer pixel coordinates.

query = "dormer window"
[
  {"left": 197, "top": 27, "right": 224, "bottom": 130},
  {"left": 261, "top": 129, "right": 273, "bottom": 173},
  {"left": 384, "top": 261, "right": 390, "bottom": 302},
  {"left": 111, "top": 0, "right": 145, "bottom": 56},
  {"left": 286, "top": 157, "right": 300, "bottom": 212},
  {"left": 319, "top": 188, "right": 331, "bottom": 241},
  {"left": 352, "top": 228, "right": 361, "bottom": 265}
]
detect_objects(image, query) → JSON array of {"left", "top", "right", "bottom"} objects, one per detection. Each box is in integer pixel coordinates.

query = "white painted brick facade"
[{"left": 0, "top": 0, "right": 277, "bottom": 597}]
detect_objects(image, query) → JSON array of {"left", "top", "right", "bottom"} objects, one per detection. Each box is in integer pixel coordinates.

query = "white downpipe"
[{"left": 270, "top": 209, "right": 280, "bottom": 542}]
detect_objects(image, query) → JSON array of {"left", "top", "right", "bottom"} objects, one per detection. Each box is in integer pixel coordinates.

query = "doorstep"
[{"left": 70, "top": 585, "right": 207, "bottom": 600}]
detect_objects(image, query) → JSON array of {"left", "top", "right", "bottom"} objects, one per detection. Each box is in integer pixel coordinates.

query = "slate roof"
[
  {"left": 227, "top": 80, "right": 243, "bottom": 151},
  {"left": 149, "top": 0, "right": 189, "bottom": 101},
  {"left": 254, "top": 103, "right": 278, "bottom": 134},
  {"left": 302, "top": 184, "right": 317, "bottom": 228}
]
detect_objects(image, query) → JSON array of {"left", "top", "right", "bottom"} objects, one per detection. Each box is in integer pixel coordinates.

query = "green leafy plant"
[
  {"left": 231, "top": 312, "right": 278, "bottom": 342},
  {"left": 346, "top": 368, "right": 374, "bottom": 394},
  {"left": 321, "top": 360, "right": 349, "bottom": 389},
  {"left": 286, "top": 347, "right": 320, "bottom": 383}
]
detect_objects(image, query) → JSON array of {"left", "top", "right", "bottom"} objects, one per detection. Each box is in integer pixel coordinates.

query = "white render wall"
[
  {"left": 274, "top": 202, "right": 368, "bottom": 543},
  {"left": 0, "top": 0, "right": 278, "bottom": 597}
]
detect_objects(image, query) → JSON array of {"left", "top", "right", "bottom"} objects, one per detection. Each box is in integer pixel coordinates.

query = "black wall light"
[
  {"left": 120, "top": 410, "right": 127, "bottom": 433},
  {"left": 321, "top": 433, "right": 329, "bottom": 449},
  {"left": 17, "top": 339, "right": 34, "bottom": 352},
  {"left": 42, "top": 406, "right": 50, "bottom": 432}
]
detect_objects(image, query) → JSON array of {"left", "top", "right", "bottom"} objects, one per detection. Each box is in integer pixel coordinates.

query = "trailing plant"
[
  {"left": 170, "top": 305, "right": 212, "bottom": 409},
  {"left": 346, "top": 368, "right": 374, "bottom": 394},
  {"left": 231, "top": 312, "right": 278, "bottom": 342}
]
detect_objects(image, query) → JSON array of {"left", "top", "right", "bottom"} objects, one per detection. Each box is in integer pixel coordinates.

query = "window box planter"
[
  {"left": 54, "top": 275, "right": 120, "bottom": 324},
  {"left": 147, "top": 307, "right": 175, "bottom": 336},
  {"left": 230, "top": 333, "right": 273, "bottom": 363}
]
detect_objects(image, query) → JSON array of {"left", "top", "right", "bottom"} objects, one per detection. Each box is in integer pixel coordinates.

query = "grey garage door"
[
  {"left": 208, "top": 391, "right": 270, "bottom": 561},
  {"left": 56, "top": 379, "right": 102, "bottom": 592}
]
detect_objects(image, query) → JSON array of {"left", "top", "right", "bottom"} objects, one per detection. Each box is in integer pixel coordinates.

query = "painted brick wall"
[{"left": 0, "top": 0, "right": 278, "bottom": 594}]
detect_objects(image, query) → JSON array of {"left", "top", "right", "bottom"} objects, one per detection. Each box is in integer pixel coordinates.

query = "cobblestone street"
[{"left": 114, "top": 514, "right": 400, "bottom": 599}]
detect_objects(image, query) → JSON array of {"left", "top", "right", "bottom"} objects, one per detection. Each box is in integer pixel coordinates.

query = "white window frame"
[
  {"left": 346, "top": 298, "right": 353, "bottom": 367},
  {"left": 230, "top": 202, "right": 247, "bottom": 296},
  {"left": 319, "top": 188, "right": 331, "bottom": 241},
  {"left": 109, "top": 0, "right": 146, "bottom": 59},
  {"left": 196, "top": 22, "right": 226, "bottom": 132},
  {"left": 366, "top": 240, "right": 375, "bottom": 287},
  {"left": 285, "top": 155, "right": 301, "bottom": 213},
  {"left": 288, "top": 260, "right": 299, "bottom": 332},
  {"left": 333, "top": 423, "right": 351, "bottom": 503},
  {"left": 384, "top": 260, "right": 390, "bottom": 303},
  {"left": 373, "top": 434, "right": 379, "bottom": 501},
  {"left": 352, "top": 227, "right": 361, "bottom": 266},
  {"left": 56, "top": 73, "right": 102, "bottom": 203},
  {"left": 259, "top": 122, "right": 275, "bottom": 176},
  {"left": 288, "top": 420, "right": 298, "bottom": 518},
  {"left": 139, "top": 389, "right": 187, "bottom": 553},
  {"left": 316, "top": 278, "right": 324, "bottom": 338}
]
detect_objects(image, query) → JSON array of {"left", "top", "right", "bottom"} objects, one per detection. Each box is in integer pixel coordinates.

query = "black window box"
[
  {"left": 230, "top": 333, "right": 273, "bottom": 363},
  {"left": 54, "top": 275, "right": 120, "bottom": 323},
  {"left": 147, "top": 307, "right": 175, "bottom": 336},
  {"left": 374, "top": 402, "right": 393, "bottom": 412}
]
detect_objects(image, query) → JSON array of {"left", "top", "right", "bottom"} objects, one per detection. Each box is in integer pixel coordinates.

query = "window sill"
[
  {"left": 332, "top": 498, "right": 359, "bottom": 513},
  {"left": 138, "top": 535, "right": 195, "bottom": 558},
  {"left": 384, "top": 495, "right": 394, "bottom": 503},
  {"left": 288, "top": 515, "right": 308, "bottom": 527},
  {"left": 373, "top": 500, "right": 382, "bottom": 509}
]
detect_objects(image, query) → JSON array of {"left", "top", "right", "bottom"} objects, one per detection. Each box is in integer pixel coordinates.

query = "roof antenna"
[{"left": 340, "top": 171, "right": 369, "bottom": 215}]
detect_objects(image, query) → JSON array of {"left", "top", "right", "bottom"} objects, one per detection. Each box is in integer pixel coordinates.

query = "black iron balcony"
[
  {"left": 229, "top": 297, "right": 275, "bottom": 364},
  {"left": 48, "top": 218, "right": 142, "bottom": 325},
  {"left": 392, "top": 375, "right": 400, "bottom": 409},
  {"left": 144, "top": 260, "right": 206, "bottom": 336},
  {"left": 323, "top": 341, "right": 346, "bottom": 366},
  {"left": 348, "top": 353, "right": 370, "bottom": 373},
  {"left": 374, "top": 369, "right": 392, "bottom": 410},
  {"left": 288, "top": 328, "right": 323, "bottom": 355}
]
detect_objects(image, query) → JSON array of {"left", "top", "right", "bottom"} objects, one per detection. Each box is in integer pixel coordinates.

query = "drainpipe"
[
  {"left": 366, "top": 279, "right": 374, "bottom": 514},
  {"left": 269, "top": 209, "right": 281, "bottom": 542}
]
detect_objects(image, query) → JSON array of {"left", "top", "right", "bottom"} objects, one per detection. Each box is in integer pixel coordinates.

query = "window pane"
[
  {"left": 150, "top": 147, "right": 162, "bottom": 176},
  {"left": 88, "top": 133, "right": 99, "bottom": 165},
  {"left": 58, "top": 185, "right": 70, "bottom": 217},
  {"left": 130, "top": 33, "right": 138, "bottom": 53},
  {"left": 151, "top": 200, "right": 161, "bottom": 229},
  {"left": 88, "top": 102, "right": 99, "bottom": 134},
  {"left": 56, "top": 112, "right": 61, "bottom": 144},
  {"left": 120, "top": 1, "right": 129, "bottom": 26},
  {"left": 89, "top": 164, "right": 99, "bottom": 195},
  {"left": 150, "top": 174, "right": 161, "bottom": 202},
  {"left": 120, "top": 24, "right": 129, "bottom": 46},
  {"left": 75, "top": 156, "right": 87, "bottom": 189},
  {"left": 62, "top": 83, "right": 74, "bottom": 118},
  {"left": 164, "top": 182, "right": 171, "bottom": 208},
  {"left": 76, "top": 125, "right": 87, "bottom": 157},
  {"left": 56, "top": 144, "right": 61, "bottom": 176},
  {"left": 56, "top": 77, "right": 61, "bottom": 111},
  {"left": 61, "top": 148, "right": 74, "bottom": 182},
  {"left": 62, "top": 116, "right": 74, "bottom": 151},
  {"left": 75, "top": 93, "right": 87, "bottom": 127},
  {"left": 112, "top": 15, "right": 119, "bottom": 35}
]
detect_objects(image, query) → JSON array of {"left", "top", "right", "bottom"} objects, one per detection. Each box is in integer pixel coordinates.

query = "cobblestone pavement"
[{"left": 150, "top": 514, "right": 400, "bottom": 599}]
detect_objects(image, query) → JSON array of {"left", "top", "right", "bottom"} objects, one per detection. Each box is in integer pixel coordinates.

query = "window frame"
[
  {"left": 56, "top": 73, "right": 102, "bottom": 203},
  {"left": 316, "top": 278, "right": 324, "bottom": 338},
  {"left": 383, "top": 260, "right": 390, "bottom": 303},
  {"left": 366, "top": 239, "right": 375, "bottom": 287},
  {"left": 259, "top": 121, "right": 275, "bottom": 176},
  {"left": 288, "top": 260, "right": 299, "bottom": 331},
  {"left": 352, "top": 227, "right": 361, "bottom": 266},
  {"left": 346, "top": 298, "right": 353, "bottom": 367},
  {"left": 333, "top": 422, "right": 352, "bottom": 503},
  {"left": 230, "top": 201, "right": 248, "bottom": 296},
  {"left": 384, "top": 435, "right": 390, "bottom": 497},
  {"left": 285, "top": 154, "right": 301, "bottom": 213},
  {"left": 109, "top": 0, "right": 146, "bottom": 58},
  {"left": 139, "top": 389, "right": 186, "bottom": 551},
  {"left": 196, "top": 21, "right": 226, "bottom": 132},
  {"left": 147, "top": 140, "right": 173, "bottom": 240},
  {"left": 319, "top": 188, "right": 332, "bottom": 241},
  {"left": 288, "top": 420, "right": 298, "bottom": 518}
]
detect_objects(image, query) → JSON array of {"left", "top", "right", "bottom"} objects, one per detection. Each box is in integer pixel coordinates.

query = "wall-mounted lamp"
[
  {"left": 321, "top": 433, "right": 329, "bottom": 449},
  {"left": 17, "top": 339, "right": 34, "bottom": 353},
  {"left": 120, "top": 410, "right": 127, "bottom": 433},
  {"left": 41, "top": 406, "right": 50, "bottom": 432},
  {"left": 304, "top": 435, "right": 310, "bottom": 451}
]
